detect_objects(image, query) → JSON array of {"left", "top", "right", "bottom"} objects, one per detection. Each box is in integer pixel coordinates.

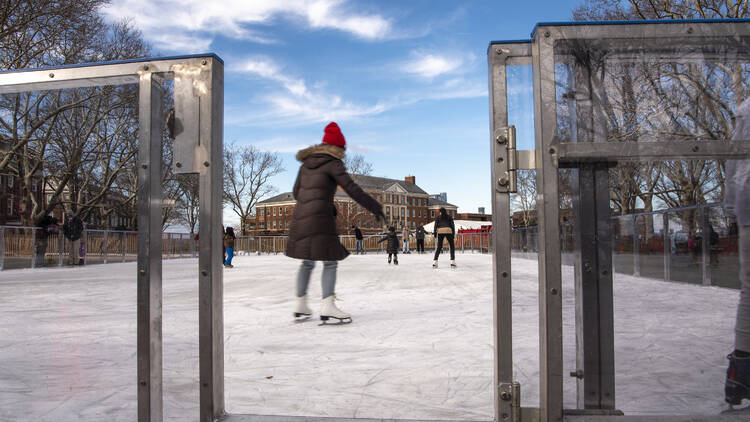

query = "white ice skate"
[
  {"left": 294, "top": 295, "right": 312, "bottom": 320},
  {"left": 320, "top": 295, "right": 352, "bottom": 325},
  {"left": 451, "top": 260, "right": 457, "bottom": 269},
  {"left": 432, "top": 260, "right": 438, "bottom": 269}
]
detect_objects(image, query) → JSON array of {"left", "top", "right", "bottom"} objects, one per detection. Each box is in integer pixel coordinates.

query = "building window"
[
  {"left": 7, "top": 195, "right": 12, "bottom": 215},
  {"left": 286, "top": 221, "right": 289, "bottom": 229},
  {"left": 7, "top": 175, "right": 13, "bottom": 187},
  {"left": 386, "top": 206, "right": 390, "bottom": 216},
  {"left": 401, "top": 208, "right": 405, "bottom": 218},
  {"left": 259, "top": 208, "right": 265, "bottom": 217},
  {"left": 431, "top": 210, "right": 435, "bottom": 218},
  {"left": 385, "top": 194, "right": 390, "bottom": 203},
  {"left": 273, "top": 208, "right": 276, "bottom": 216},
  {"left": 259, "top": 222, "right": 265, "bottom": 229},
  {"left": 412, "top": 209, "right": 415, "bottom": 217},
  {"left": 273, "top": 221, "right": 277, "bottom": 229}
]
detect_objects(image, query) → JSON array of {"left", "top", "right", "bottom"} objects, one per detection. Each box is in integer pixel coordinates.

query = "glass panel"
[
  {"left": 553, "top": 36, "right": 750, "bottom": 144},
  {"left": 612, "top": 216, "right": 635, "bottom": 276},
  {"left": 708, "top": 206, "right": 741, "bottom": 289},
  {"left": 668, "top": 208, "right": 705, "bottom": 285},
  {"left": 636, "top": 213, "right": 665, "bottom": 280},
  {"left": 506, "top": 65, "right": 535, "bottom": 150}
]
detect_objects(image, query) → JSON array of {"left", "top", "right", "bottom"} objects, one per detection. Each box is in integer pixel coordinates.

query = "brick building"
[{"left": 244, "top": 175, "right": 458, "bottom": 236}]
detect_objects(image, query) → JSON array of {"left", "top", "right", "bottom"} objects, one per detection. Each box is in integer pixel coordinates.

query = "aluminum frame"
[
  {"left": 0, "top": 54, "right": 224, "bottom": 422},
  {"left": 490, "top": 18, "right": 750, "bottom": 422}
]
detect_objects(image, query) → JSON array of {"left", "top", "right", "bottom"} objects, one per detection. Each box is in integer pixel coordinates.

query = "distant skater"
[
  {"left": 416, "top": 224, "right": 426, "bottom": 254},
  {"left": 432, "top": 207, "right": 456, "bottom": 269},
  {"left": 401, "top": 226, "right": 411, "bottom": 254},
  {"left": 285, "top": 122, "right": 385, "bottom": 324},
  {"left": 353, "top": 224, "right": 364, "bottom": 254},
  {"left": 378, "top": 226, "right": 399, "bottom": 265},
  {"left": 223, "top": 227, "right": 236, "bottom": 268}
]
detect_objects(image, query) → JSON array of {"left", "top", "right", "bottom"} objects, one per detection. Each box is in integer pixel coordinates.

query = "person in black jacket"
[
  {"left": 285, "top": 122, "right": 385, "bottom": 324},
  {"left": 415, "top": 224, "right": 426, "bottom": 254},
  {"left": 378, "top": 226, "right": 399, "bottom": 265},
  {"left": 432, "top": 207, "right": 456, "bottom": 269},
  {"left": 352, "top": 224, "right": 364, "bottom": 254},
  {"left": 63, "top": 211, "right": 84, "bottom": 266}
]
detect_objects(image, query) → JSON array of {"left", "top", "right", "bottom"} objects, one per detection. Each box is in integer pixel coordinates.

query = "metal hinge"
[
  {"left": 499, "top": 381, "right": 521, "bottom": 422},
  {"left": 494, "top": 126, "right": 536, "bottom": 193}
]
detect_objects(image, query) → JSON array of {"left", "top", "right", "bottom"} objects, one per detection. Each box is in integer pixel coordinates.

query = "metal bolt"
[
  {"left": 570, "top": 370, "right": 584, "bottom": 379},
  {"left": 139, "top": 269, "right": 146, "bottom": 275},
  {"left": 500, "top": 391, "right": 512, "bottom": 401},
  {"left": 48, "top": 73, "right": 54, "bottom": 78},
  {"left": 549, "top": 147, "right": 556, "bottom": 154},
  {"left": 544, "top": 30, "right": 551, "bottom": 38},
  {"left": 583, "top": 262, "right": 592, "bottom": 273},
  {"left": 203, "top": 161, "right": 210, "bottom": 167},
  {"left": 497, "top": 157, "right": 504, "bottom": 162},
  {"left": 202, "top": 59, "right": 208, "bottom": 65},
  {"left": 502, "top": 414, "right": 509, "bottom": 420},
  {"left": 139, "top": 380, "right": 147, "bottom": 386},
  {"left": 176, "top": 162, "right": 182, "bottom": 168},
  {"left": 496, "top": 134, "right": 507, "bottom": 144},
  {"left": 201, "top": 270, "right": 208, "bottom": 276},
  {"left": 692, "top": 145, "right": 699, "bottom": 152},
  {"left": 602, "top": 269, "right": 608, "bottom": 276},
  {"left": 143, "top": 65, "right": 149, "bottom": 71},
  {"left": 141, "top": 164, "right": 148, "bottom": 169},
  {"left": 502, "top": 271, "right": 508, "bottom": 278},
  {"left": 550, "top": 288, "right": 558, "bottom": 295},
  {"left": 498, "top": 176, "right": 509, "bottom": 186},
  {"left": 687, "top": 27, "right": 693, "bottom": 34}
]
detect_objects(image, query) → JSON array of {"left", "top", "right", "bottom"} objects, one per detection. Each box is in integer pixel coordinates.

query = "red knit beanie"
[{"left": 322, "top": 122, "right": 346, "bottom": 147}]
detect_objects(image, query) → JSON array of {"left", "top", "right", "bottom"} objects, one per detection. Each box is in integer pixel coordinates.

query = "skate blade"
[
  {"left": 722, "top": 404, "right": 750, "bottom": 414},
  {"left": 318, "top": 317, "right": 352, "bottom": 326}
]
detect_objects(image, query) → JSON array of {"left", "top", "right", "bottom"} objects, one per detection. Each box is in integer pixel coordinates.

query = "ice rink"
[{"left": 0, "top": 252, "right": 739, "bottom": 421}]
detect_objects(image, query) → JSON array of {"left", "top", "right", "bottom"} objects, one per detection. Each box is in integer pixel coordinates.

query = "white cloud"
[
  {"left": 228, "top": 57, "right": 391, "bottom": 126},
  {"left": 102, "top": 0, "right": 393, "bottom": 52},
  {"left": 402, "top": 54, "right": 461, "bottom": 78}
]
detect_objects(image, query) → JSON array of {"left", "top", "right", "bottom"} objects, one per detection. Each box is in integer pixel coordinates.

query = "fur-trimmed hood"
[
  {"left": 296, "top": 143, "right": 345, "bottom": 169},
  {"left": 296, "top": 143, "right": 345, "bottom": 161}
]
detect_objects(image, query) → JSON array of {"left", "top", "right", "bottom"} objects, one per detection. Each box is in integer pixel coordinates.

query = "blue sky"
[{"left": 102, "top": 0, "right": 583, "bottom": 225}]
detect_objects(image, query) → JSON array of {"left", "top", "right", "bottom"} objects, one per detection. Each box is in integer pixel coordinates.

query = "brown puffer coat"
[{"left": 285, "top": 144, "right": 383, "bottom": 261}]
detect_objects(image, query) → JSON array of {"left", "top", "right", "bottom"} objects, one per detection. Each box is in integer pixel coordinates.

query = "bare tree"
[
  {"left": 223, "top": 142, "right": 284, "bottom": 235},
  {"left": 511, "top": 170, "right": 536, "bottom": 227},
  {"left": 343, "top": 153, "right": 374, "bottom": 176},
  {"left": 1, "top": 2, "right": 150, "bottom": 225},
  {"left": 172, "top": 174, "right": 200, "bottom": 235}
]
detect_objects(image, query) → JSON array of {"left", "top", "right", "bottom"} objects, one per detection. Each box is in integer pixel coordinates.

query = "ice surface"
[{"left": 0, "top": 252, "right": 738, "bottom": 421}]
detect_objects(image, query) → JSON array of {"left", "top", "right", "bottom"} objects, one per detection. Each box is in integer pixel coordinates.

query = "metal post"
[
  {"left": 663, "top": 213, "right": 671, "bottom": 282},
  {"left": 701, "top": 208, "right": 711, "bottom": 286},
  {"left": 58, "top": 230, "right": 63, "bottom": 267},
  {"left": 192, "top": 233, "right": 196, "bottom": 258},
  {"left": 30, "top": 228, "right": 37, "bottom": 269},
  {"left": 137, "top": 71, "right": 164, "bottom": 422},
  {"left": 489, "top": 43, "right": 517, "bottom": 422},
  {"left": 197, "top": 57, "right": 225, "bottom": 422},
  {"left": 632, "top": 215, "right": 640, "bottom": 277},
  {"left": 122, "top": 231, "right": 126, "bottom": 263},
  {"left": 104, "top": 229, "right": 109, "bottom": 264},
  {"left": 533, "top": 30, "right": 564, "bottom": 422},
  {"left": 0, "top": 227, "right": 4, "bottom": 271}
]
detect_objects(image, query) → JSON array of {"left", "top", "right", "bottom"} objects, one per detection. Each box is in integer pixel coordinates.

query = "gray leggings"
[
  {"left": 736, "top": 226, "right": 750, "bottom": 351},
  {"left": 296, "top": 260, "right": 337, "bottom": 299}
]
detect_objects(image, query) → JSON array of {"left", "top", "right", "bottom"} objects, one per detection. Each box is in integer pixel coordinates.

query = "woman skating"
[
  {"left": 285, "top": 122, "right": 384, "bottom": 324},
  {"left": 432, "top": 207, "right": 456, "bottom": 269}
]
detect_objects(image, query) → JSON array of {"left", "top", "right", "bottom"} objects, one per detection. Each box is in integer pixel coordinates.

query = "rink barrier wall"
[{"left": 0, "top": 202, "right": 739, "bottom": 288}]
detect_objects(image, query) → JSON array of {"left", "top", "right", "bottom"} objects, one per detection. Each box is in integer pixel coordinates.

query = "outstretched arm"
[{"left": 329, "top": 160, "right": 382, "bottom": 216}]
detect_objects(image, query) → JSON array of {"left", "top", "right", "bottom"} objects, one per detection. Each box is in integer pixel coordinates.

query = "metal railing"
[{"left": 2, "top": 203, "right": 736, "bottom": 289}]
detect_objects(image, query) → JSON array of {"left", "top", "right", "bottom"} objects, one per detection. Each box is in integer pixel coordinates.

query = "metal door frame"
[
  {"left": 490, "top": 18, "right": 750, "bottom": 422},
  {"left": 0, "top": 54, "right": 225, "bottom": 422}
]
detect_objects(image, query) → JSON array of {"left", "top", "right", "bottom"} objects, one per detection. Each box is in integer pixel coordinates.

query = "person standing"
[
  {"left": 353, "top": 224, "right": 364, "bottom": 254},
  {"left": 415, "top": 224, "right": 426, "bottom": 254},
  {"left": 63, "top": 211, "right": 83, "bottom": 266},
  {"left": 725, "top": 98, "right": 750, "bottom": 406},
  {"left": 34, "top": 215, "right": 56, "bottom": 267},
  {"left": 401, "top": 226, "right": 411, "bottom": 254},
  {"left": 378, "top": 226, "right": 399, "bottom": 265},
  {"left": 285, "top": 122, "right": 384, "bottom": 324},
  {"left": 223, "top": 227, "right": 236, "bottom": 268},
  {"left": 432, "top": 207, "right": 456, "bottom": 269}
]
